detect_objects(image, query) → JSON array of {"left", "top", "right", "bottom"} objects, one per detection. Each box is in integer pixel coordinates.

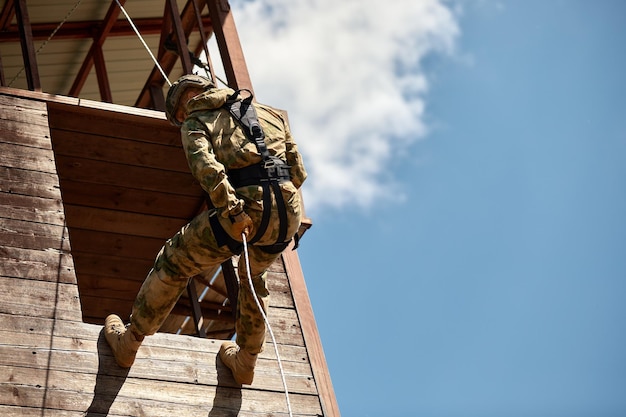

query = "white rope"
[
  {"left": 114, "top": 0, "right": 172, "bottom": 86},
  {"left": 241, "top": 233, "right": 294, "bottom": 417},
  {"left": 9, "top": 0, "right": 83, "bottom": 87}
]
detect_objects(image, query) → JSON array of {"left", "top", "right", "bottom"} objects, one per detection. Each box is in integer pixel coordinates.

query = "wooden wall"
[{"left": 0, "top": 88, "right": 338, "bottom": 416}]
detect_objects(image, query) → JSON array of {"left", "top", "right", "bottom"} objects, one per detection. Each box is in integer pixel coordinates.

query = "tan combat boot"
[
  {"left": 104, "top": 314, "right": 144, "bottom": 368},
  {"left": 219, "top": 341, "right": 258, "bottom": 385}
]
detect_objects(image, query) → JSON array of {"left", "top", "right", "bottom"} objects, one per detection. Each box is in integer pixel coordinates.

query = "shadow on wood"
[
  {"left": 85, "top": 330, "right": 130, "bottom": 416},
  {"left": 209, "top": 355, "right": 243, "bottom": 417}
]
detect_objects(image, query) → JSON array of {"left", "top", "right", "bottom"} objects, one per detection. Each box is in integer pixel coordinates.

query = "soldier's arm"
[
  {"left": 284, "top": 124, "right": 307, "bottom": 189},
  {"left": 180, "top": 119, "right": 244, "bottom": 217}
]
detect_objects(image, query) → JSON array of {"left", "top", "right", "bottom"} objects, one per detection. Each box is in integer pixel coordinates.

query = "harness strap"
[{"left": 224, "top": 90, "right": 292, "bottom": 247}]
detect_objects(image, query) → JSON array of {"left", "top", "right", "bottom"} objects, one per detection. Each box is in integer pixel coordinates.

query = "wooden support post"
[
  {"left": 205, "top": 0, "right": 253, "bottom": 93},
  {"left": 186, "top": 279, "right": 207, "bottom": 337},
  {"left": 221, "top": 259, "right": 239, "bottom": 323},
  {"left": 68, "top": 0, "right": 125, "bottom": 97},
  {"left": 149, "top": 83, "right": 166, "bottom": 110},
  {"left": 0, "top": 53, "right": 5, "bottom": 86},
  {"left": 14, "top": 0, "right": 40, "bottom": 91}
]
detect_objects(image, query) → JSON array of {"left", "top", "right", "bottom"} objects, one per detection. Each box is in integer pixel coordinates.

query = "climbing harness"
[
  {"left": 224, "top": 90, "right": 292, "bottom": 251},
  {"left": 107, "top": 7, "right": 296, "bottom": 413},
  {"left": 241, "top": 232, "right": 293, "bottom": 417}
]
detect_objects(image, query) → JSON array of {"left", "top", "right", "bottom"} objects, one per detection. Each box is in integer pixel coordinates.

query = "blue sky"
[{"left": 229, "top": 1, "right": 626, "bottom": 415}]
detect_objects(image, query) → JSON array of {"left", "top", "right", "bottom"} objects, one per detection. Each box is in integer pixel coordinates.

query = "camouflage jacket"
[{"left": 181, "top": 87, "right": 307, "bottom": 219}]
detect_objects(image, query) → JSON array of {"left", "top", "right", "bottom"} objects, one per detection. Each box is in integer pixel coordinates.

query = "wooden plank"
[
  {"left": 57, "top": 179, "right": 202, "bottom": 218},
  {"left": 1, "top": 312, "right": 298, "bottom": 357},
  {"left": 0, "top": 93, "right": 48, "bottom": 126},
  {"left": 0, "top": 165, "right": 61, "bottom": 200},
  {"left": 47, "top": 102, "right": 179, "bottom": 146},
  {"left": 0, "top": 191, "right": 64, "bottom": 225},
  {"left": 0, "top": 343, "right": 316, "bottom": 396},
  {"left": 0, "top": 277, "right": 81, "bottom": 321},
  {"left": 69, "top": 251, "right": 153, "bottom": 281},
  {"left": 264, "top": 307, "right": 306, "bottom": 347},
  {"left": 0, "top": 218, "right": 70, "bottom": 252},
  {"left": 0, "top": 379, "right": 322, "bottom": 417},
  {"left": 0, "top": 317, "right": 317, "bottom": 396},
  {"left": 53, "top": 156, "right": 201, "bottom": 196},
  {"left": 0, "top": 120, "right": 52, "bottom": 149},
  {"left": 0, "top": 142, "right": 56, "bottom": 174},
  {"left": 68, "top": 229, "right": 164, "bottom": 260},
  {"left": 0, "top": 87, "right": 80, "bottom": 106},
  {"left": 0, "top": 246, "right": 75, "bottom": 285},
  {"left": 63, "top": 204, "right": 187, "bottom": 240},
  {"left": 266, "top": 271, "right": 296, "bottom": 309},
  {"left": 50, "top": 128, "right": 189, "bottom": 173}
]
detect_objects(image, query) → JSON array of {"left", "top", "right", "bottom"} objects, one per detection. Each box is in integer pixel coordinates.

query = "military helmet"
[{"left": 165, "top": 74, "right": 215, "bottom": 126}]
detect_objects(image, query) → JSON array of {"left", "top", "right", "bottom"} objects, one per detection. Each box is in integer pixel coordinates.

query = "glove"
[{"left": 230, "top": 210, "right": 254, "bottom": 239}]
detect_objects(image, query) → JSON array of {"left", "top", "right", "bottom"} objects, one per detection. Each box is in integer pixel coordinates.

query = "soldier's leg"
[
  {"left": 131, "top": 211, "right": 233, "bottom": 335},
  {"left": 219, "top": 245, "right": 280, "bottom": 384},
  {"left": 106, "top": 211, "right": 232, "bottom": 367},
  {"left": 235, "top": 245, "right": 280, "bottom": 353}
]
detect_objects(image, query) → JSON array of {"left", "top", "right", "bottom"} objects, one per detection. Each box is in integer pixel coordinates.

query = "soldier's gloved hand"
[{"left": 230, "top": 210, "right": 254, "bottom": 240}]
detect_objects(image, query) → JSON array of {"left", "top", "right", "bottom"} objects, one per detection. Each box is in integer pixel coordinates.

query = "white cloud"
[{"left": 224, "top": 0, "right": 460, "bottom": 214}]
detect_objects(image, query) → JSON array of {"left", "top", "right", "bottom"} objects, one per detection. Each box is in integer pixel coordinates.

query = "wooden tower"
[{"left": 0, "top": 0, "right": 340, "bottom": 415}]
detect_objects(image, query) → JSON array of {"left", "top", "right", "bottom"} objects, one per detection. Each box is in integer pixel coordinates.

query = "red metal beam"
[{"left": 68, "top": 0, "right": 125, "bottom": 97}]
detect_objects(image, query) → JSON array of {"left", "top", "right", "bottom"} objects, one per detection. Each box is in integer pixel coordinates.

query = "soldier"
[{"left": 104, "top": 74, "right": 307, "bottom": 385}]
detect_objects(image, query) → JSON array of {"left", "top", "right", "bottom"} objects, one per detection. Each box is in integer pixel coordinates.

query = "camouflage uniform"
[{"left": 130, "top": 87, "right": 307, "bottom": 354}]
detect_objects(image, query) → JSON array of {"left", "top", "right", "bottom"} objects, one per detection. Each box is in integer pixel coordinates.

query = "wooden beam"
[
  {"left": 167, "top": 0, "right": 193, "bottom": 74},
  {"left": 191, "top": 0, "right": 217, "bottom": 85},
  {"left": 205, "top": 0, "right": 253, "bottom": 93},
  {"left": 13, "top": 0, "right": 40, "bottom": 91},
  {"left": 93, "top": 45, "right": 112, "bottom": 103},
  {"left": 186, "top": 279, "right": 207, "bottom": 337},
  {"left": 283, "top": 247, "right": 341, "bottom": 417},
  {"left": 0, "top": 17, "right": 212, "bottom": 42},
  {"left": 0, "top": 52, "right": 5, "bottom": 86},
  {"left": 0, "top": 0, "right": 15, "bottom": 31},
  {"left": 68, "top": 0, "right": 125, "bottom": 97},
  {"left": 134, "top": 0, "right": 204, "bottom": 108},
  {"left": 157, "top": 1, "right": 173, "bottom": 60},
  {"left": 221, "top": 259, "right": 239, "bottom": 323},
  {"left": 149, "top": 83, "right": 166, "bottom": 111}
]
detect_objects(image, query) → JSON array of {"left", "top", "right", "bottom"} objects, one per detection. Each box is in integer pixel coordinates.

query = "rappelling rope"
[
  {"left": 9, "top": 0, "right": 83, "bottom": 87},
  {"left": 114, "top": 0, "right": 172, "bottom": 86},
  {"left": 241, "top": 232, "right": 294, "bottom": 417}
]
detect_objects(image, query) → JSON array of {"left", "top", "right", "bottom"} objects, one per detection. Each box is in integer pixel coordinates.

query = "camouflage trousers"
[{"left": 129, "top": 185, "right": 302, "bottom": 354}]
